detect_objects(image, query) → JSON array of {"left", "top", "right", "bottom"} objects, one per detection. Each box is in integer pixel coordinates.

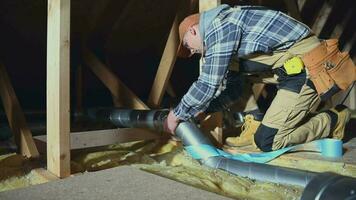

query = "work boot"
[
  {"left": 330, "top": 105, "right": 351, "bottom": 140},
  {"left": 225, "top": 114, "right": 261, "bottom": 147}
]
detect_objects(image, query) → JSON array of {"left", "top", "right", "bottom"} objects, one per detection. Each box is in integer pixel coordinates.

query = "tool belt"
[{"left": 302, "top": 39, "right": 356, "bottom": 100}]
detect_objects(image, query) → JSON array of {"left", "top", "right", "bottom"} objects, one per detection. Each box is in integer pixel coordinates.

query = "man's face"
[{"left": 183, "top": 24, "right": 203, "bottom": 56}]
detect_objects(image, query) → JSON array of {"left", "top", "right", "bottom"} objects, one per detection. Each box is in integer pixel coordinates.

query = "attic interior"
[{"left": 0, "top": 0, "right": 355, "bottom": 199}]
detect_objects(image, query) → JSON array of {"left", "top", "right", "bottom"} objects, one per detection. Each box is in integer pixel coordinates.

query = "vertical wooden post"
[{"left": 47, "top": 0, "right": 71, "bottom": 178}]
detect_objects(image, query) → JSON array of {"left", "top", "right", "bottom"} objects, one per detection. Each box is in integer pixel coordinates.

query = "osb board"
[
  {"left": 0, "top": 166, "right": 231, "bottom": 200},
  {"left": 224, "top": 138, "right": 356, "bottom": 178}
]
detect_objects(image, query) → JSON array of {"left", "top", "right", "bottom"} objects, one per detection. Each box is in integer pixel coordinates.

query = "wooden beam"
[
  {"left": 342, "top": 34, "right": 356, "bottom": 53},
  {"left": 147, "top": 15, "right": 180, "bottom": 108},
  {"left": 166, "top": 81, "right": 177, "bottom": 98},
  {"left": 34, "top": 128, "right": 160, "bottom": 152},
  {"left": 199, "top": 0, "right": 221, "bottom": 12},
  {"left": 0, "top": 62, "right": 39, "bottom": 158},
  {"left": 47, "top": 0, "right": 71, "bottom": 178},
  {"left": 147, "top": 0, "right": 198, "bottom": 108},
  {"left": 82, "top": 48, "right": 149, "bottom": 110},
  {"left": 331, "top": 8, "right": 353, "bottom": 39},
  {"left": 311, "top": 0, "right": 335, "bottom": 36},
  {"left": 283, "top": 0, "right": 301, "bottom": 21},
  {"left": 297, "top": 0, "right": 307, "bottom": 12}
]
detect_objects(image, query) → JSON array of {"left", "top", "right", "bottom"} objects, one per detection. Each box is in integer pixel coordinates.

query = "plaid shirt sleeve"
[{"left": 173, "top": 22, "right": 241, "bottom": 120}]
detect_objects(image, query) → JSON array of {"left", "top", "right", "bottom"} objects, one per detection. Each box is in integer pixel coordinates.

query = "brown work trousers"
[{"left": 237, "top": 35, "right": 336, "bottom": 150}]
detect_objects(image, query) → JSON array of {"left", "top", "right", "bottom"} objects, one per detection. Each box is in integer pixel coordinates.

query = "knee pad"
[{"left": 254, "top": 124, "right": 278, "bottom": 152}]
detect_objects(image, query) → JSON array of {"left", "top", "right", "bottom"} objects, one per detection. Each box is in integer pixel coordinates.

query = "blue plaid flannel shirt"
[{"left": 174, "top": 5, "right": 311, "bottom": 120}]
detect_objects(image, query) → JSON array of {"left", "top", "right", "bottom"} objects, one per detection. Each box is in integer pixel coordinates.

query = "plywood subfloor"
[{"left": 0, "top": 166, "right": 232, "bottom": 200}]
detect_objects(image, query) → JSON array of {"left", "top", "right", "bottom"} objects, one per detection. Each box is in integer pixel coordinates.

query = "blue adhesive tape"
[
  {"left": 319, "top": 138, "right": 343, "bottom": 158},
  {"left": 185, "top": 138, "right": 343, "bottom": 164}
]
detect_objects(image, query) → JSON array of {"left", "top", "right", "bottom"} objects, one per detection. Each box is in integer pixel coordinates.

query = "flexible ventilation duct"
[{"left": 88, "top": 108, "right": 356, "bottom": 199}]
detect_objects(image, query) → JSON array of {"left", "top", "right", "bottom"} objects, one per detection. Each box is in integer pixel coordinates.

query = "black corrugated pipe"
[{"left": 88, "top": 108, "right": 356, "bottom": 199}]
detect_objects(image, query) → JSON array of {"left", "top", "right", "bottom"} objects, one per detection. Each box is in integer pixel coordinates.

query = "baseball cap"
[{"left": 177, "top": 13, "right": 200, "bottom": 58}]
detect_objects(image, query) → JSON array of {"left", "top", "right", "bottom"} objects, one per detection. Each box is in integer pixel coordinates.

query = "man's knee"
[{"left": 254, "top": 124, "right": 278, "bottom": 152}]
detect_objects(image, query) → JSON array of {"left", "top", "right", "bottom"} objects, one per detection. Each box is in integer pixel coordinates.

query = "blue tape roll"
[{"left": 319, "top": 139, "right": 343, "bottom": 158}]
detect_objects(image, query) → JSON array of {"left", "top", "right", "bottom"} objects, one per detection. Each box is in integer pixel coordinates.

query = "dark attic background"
[{"left": 0, "top": 0, "right": 355, "bottom": 134}]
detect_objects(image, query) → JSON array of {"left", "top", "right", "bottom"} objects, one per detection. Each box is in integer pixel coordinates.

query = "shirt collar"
[{"left": 199, "top": 4, "right": 230, "bottom": 57}]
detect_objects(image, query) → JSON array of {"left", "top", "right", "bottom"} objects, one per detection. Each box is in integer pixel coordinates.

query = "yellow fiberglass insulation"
[{"left": 0, "top": 140, "right": 303, "bottom": 199}]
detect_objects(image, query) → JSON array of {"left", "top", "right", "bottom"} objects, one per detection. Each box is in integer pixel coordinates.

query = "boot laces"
[{"left": 240, "top": 115, "right": 254, "bottom": 136}]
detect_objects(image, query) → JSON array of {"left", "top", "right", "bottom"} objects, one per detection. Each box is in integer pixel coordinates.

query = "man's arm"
[{"left": 173, "top": 23, "right": 241, "bottom": 122}]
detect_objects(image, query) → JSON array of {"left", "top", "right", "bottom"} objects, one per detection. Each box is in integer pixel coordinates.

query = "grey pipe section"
[
  {"left": 88, "top": 108, "right": 320, "bottom": 187},
  {"left": 88, "top": 108, "right": 169, "bottom": 131},
  {"left": 301, "top": 172, "right": 356, "bottom": 200},
  {"left": 89, "top": 108, "right": 356, "bottom": 198}
]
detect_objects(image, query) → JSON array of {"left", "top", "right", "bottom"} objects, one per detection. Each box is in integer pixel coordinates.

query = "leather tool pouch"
[{"left": 302, "top": 39, "right": 356, "bottom": 100}]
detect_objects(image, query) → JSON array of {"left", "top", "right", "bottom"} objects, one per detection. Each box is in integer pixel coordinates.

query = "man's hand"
[{"left": 163, "top": 110, "right": 180, "bottom": 134}]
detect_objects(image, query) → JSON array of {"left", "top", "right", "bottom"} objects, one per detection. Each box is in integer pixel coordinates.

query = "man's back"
[{"left": 203, "top": 5, "right": 312, "bottom": 57}]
